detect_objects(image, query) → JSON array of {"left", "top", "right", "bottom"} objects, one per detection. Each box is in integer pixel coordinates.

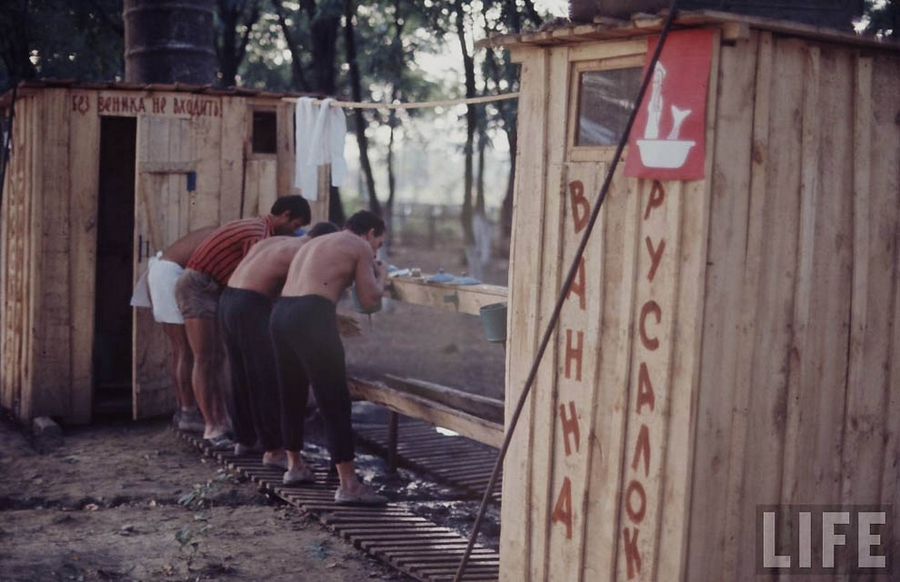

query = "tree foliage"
[
  {"left": 0, "top": 1, "right": 559, "bottom": 231},
  {"left": 860, "top": 0, "right": 899, "bottom": 38},
  {"left": 0, "top": 0, "right": 123, "bottom": 91}
]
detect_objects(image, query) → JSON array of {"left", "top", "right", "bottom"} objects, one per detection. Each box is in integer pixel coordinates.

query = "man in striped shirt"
[{"left": 174, "top": 195, "right": 311, "bottom": 448}]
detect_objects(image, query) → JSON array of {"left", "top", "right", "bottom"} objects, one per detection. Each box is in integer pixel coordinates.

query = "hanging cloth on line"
[{"left": 294, "top": 97, "right": 348, "bottom": 201}]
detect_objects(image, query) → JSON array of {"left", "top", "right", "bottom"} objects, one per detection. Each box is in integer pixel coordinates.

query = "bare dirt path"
[{"left": 0, "top": 416, "right": 412, "bottom": 582}]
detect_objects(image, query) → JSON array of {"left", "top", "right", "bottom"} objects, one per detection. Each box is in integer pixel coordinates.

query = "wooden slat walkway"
[
  {"left": 354, "top": 420, "right": 503, "bottom": 503},
  {"left": 173, "top": 428, "right": 499, "bottom": 582}
]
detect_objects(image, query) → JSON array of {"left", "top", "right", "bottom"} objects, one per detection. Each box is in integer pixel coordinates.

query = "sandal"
[
  {"left": 262, "top": 452, "right": 290, "bottom": 470},
  {"left": 334, "top": 484, "right": 388, "bottom": 506},
  {"left": 282, "top": 466, "right": 315, "bottom": 486},
  {"left": 204, "top": 434, "right": 235, "bottom": 451}
]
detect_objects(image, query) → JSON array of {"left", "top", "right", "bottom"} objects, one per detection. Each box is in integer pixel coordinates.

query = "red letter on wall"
[
  {"left": 637, "top": 363, "right": 656, "bottom": 414},
  {"left": 623, "top": 527, "right": 642, "bottom": 579},
  {"left": 566, "top": 257, "right": 587, "bottom": 311},
  {"left": 551, "top": 477, "right": 573, "bottom": 539},
  {"left": 645, "top": 237, "right": 665, "bottom": 282},
  {"left": 625, "top": 480, "right": 647, "bottom": 523},
  {"left": 565, "top": 329, "right": 584, "bottom": 381},
  {"left": 639, "top": 301, "right": 661, "bottom": 351},
  {"left": 560, "top": 401, "right": 581, "bottom": 456},
  {"left": 631, "top": 423, "right": 651, "bottom": 477},
  {"left": 569, "top": 180, "right": 590, "bottom": 234},
  {"left": 643, "top": 180, "right": 665, "bottom": 220}
]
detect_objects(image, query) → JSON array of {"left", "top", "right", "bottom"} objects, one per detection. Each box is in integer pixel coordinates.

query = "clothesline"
[{"left": 282, "top": 92, "right": 519, "bottom": 110}]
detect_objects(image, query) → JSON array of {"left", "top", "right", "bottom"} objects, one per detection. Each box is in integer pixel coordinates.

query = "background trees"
[{"left": 3, "top": 1, "right": 894, "bottom": 234}]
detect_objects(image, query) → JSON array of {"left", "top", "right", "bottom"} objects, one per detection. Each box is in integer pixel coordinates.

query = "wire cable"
[{"left": 282, "top": 92, "right": 519, "bottom": 110}]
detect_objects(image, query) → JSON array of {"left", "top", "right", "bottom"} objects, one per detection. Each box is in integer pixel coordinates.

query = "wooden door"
[{"left": 132, "top": 115, "right": 194, "bottom": 419}]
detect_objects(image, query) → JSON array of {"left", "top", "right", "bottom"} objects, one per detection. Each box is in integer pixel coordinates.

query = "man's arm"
[{"left": 353, "top": 243, "right": 387, "bottom": 311}]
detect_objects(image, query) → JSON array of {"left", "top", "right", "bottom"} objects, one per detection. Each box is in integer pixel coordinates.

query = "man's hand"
[
  {"left": 373, "top": 258, "right": 387, "bottom": 278},
  {"left": 337, "top": 314, "right": 362, "bottom": 338}
]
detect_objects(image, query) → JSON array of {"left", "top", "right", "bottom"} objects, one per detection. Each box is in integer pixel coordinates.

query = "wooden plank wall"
[
  {"left": 501, "top": 35, "right": 716, "bottom": 581},
  {"left": 0, "top": 96, "right": 36, "bottom": 417},
  {"left": 503, "top": 28, "right": 900, "bottom": 582},
  {"left": 219, "top": 97, "right": 245, "bottom": 222},
  {"left": 500, "top": 44, "right": 550, "bottom": 582},
  {"left": 68, "top": 90, "right": 101, "bottom": 424},
  {"left": 0, "top": 89, "right": 303, "bottom": 424},
  {"left": 685, "top": 33, "right": 900, "bottom": 581}
]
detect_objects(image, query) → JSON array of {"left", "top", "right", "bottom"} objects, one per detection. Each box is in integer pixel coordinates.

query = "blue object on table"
[
  {"left": 426, "top": 273, "right": 454, "bottom": 283},
  {"left": 449, "top": 276, "right": 481, "bottom": 285}
]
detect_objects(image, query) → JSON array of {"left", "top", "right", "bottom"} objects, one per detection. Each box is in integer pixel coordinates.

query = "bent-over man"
[
  {"left": 151, "top": 226, "right": 217, "bottom": 431},
  {"left": 175, "top": 196, "right": 311, "bottom": 449},
  {"left": 270, "top": 210, "right": 388, "bottom": 504},
  {"left": 221, "top": 221, "right": 340, "bottom": 471}
]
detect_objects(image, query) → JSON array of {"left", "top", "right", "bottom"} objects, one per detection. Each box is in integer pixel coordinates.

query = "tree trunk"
[
  {"left": 309, "top": 2, "right": 342, "bottom": 223},
  {"left": 501, "top": 122, "right": 517, "bottom": 238},
  {"left": 309, "top": 6, "right": 339, "bottom": 94},
  {"left": 215, "top": 0, "right": 260, "bottom": 88},
  {"left": 384, "top": 111, "right": 397, "bottom": 255},
  {"left": 329, "top": 186, "right": 345, "bottom": 225},
  {"left": 475, "top": 120, "right": 486, "bottom": 216},
  {"left": 454, "top": 0, "right": 476, "bottom": 246},
  {"left": 274, "top": 0, "right": 344, "bottom": 222},
  {"left": 271, "top": 0, "right": 308, "bottom": 91},
  {"left": 343, "top": 0, "right": 380, "bottom": 216}
]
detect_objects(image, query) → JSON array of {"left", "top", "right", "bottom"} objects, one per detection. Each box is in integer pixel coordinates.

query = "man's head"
[
  {"left": 269, "top": 195, "right": 312, "bottom": 235},
  {"left": 307, "top": 221, "right": 339, "bottom": 238},
  {"left": 344, "top": 210, "right": 386, "bottom": 253}
]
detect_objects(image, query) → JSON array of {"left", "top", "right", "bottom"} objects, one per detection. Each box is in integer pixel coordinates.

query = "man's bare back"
[
  {"left": 161, "top": 226, "right": 217, "bottom": 266},
  {"left": 282, "top": 231, "right": 385, "bottom": 307},
  {"left": 228, "top": 235, "right": 310, "bottom": 299}
]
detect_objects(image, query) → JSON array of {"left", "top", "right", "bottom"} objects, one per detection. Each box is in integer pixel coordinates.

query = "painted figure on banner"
[{"left": 624, "top": 29, "right": 715, "bottom": 180}]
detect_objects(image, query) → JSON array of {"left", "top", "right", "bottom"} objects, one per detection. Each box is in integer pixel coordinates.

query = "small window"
[
  {"left": 252, "top": 110, "right": 277, "bottom": 154},
  {"left": 575, "top": 67, "right": 642, "bottom": 147}
]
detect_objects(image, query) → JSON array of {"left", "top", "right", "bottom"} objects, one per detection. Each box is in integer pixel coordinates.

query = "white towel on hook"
[
  {"left": 294, "top": 97, "right": 348, "bottom": 200},
  {"left": 307, "top": 98, "right": 348, "bottom": 189},
  {"left": 294, "top": 97, "right": 318, "bottom": 200}
]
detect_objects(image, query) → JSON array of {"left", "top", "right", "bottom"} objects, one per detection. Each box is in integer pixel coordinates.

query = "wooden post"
[{"left": 388, "top": 411, "right": 399, "bottom": 473}]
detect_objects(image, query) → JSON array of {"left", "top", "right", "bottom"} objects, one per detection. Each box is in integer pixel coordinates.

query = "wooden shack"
[
  {"left": 483, "top": 11, "right": 900, "bottom": 581},
  {"left": 0, "top": 81, "right": 328, "bottom": 425}
]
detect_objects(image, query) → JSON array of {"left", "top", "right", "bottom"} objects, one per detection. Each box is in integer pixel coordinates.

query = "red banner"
[{"left": 624, "top": 29, "right": 714, "bottom": 180}]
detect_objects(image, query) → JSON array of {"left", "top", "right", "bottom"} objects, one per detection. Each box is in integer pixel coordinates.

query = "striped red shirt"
[{"left": 186, "top": 216, "right": 274, "bottom": 284}]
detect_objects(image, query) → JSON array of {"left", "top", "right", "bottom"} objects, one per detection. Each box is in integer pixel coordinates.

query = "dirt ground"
[
  {"left": 0, "top": 242, "right": 508, "bottom": 582},
  {"left": 0, "top": 415, "right": 418, "bottom": 582}
]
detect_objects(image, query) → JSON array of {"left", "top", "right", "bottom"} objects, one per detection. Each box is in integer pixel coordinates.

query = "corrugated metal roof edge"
[
  {"left": 0, "top": 79, "right": 332, "bottom": 109},
  {"left": 476, "top": 9, "right": 900, "bottom": 52}
]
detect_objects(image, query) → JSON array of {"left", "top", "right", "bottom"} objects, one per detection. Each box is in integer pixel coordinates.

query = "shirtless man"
[
  {"left": 133, "top": 226, "right": 216, "bottom": 432},
  {"left": 221, "top": 221, "right": 339, "bottom": 471},
  {"left": 175, "top": 196, "right": 311, "bottom": 448},
  {"left": 270, "top": 210, "right": 388, "bottom": 504}
]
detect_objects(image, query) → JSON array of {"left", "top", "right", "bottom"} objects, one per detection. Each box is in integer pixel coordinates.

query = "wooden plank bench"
[
  {"left": 387, "top": 277, "right": 507, "bottom": 317},
  {"left": 348, "top": 374, "right": 504, "bottom": 469}
]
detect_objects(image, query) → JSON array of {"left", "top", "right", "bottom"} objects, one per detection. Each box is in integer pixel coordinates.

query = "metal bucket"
[
  {"left": 124, "top": 0, "right": 216, "bottom": 84},
  {"left": 352, "top": 285, "right": 382, "bottom": 315},
  {"left": 479, "top": 302, "right": 508, "bottom": 343}
]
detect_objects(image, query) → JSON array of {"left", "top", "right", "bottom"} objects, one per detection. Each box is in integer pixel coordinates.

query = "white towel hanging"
[{"left": 293, "top": 98, "right": 347, "bottom": 200}]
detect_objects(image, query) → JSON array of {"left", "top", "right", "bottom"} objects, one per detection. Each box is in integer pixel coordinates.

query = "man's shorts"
[
  {"left": 174, "top": 268, "right": 223, "bottom": 320},
  {"left": 148, "top": 254, "right": 186, "bottom": 324}
]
